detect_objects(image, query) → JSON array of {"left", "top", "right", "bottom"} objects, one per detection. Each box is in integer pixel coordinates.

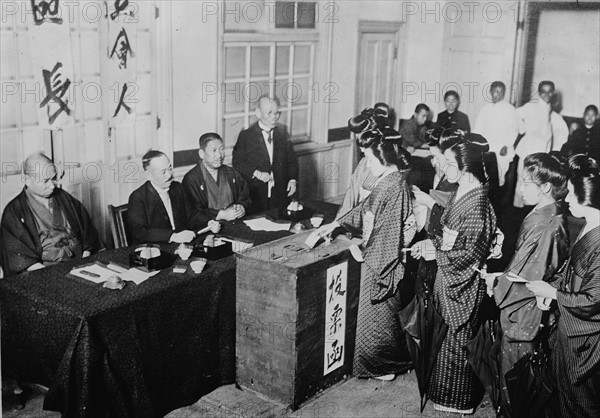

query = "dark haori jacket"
[
  {"left": 182, "top": 163, "right": 251, "bottom": 230},
  {"left": 436, "top": 110, "right": 471, "bottom": 133},
  {"left": 0, "top": 188, "right": 104, "bottom": 275},
  {"left": 493, "top": 202, "right": 570, "bottom": 342},
  {"left": 232, "top": 123, "right": 298, "bottom": 213},
  {"left": 552, "top": 225, "right": 600, "bottom": 384},
  {"left": 127, "top": 180, "right": 188, "bottom": 245}
]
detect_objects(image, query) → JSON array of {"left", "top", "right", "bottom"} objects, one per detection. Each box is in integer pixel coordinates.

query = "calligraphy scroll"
[
  {"left": 28, "top": 0, "right": 75, "bottom": 129},
  {"left": 324, "top": 261, "right": 348, "bottom": 376}
]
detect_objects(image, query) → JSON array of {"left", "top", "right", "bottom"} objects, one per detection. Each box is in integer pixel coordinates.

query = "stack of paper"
[
  {"left": 106, "top": 263, "right": 159, "bottom": 285},
  {"left": 243, "top": 217, "right": 291, "bottom": 232}
]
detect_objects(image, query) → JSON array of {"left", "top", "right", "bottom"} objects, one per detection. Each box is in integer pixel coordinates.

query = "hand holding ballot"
[
  {"left": 315, "top": 221, "right": 340, "bottom": 238},
  {"left": 525, "top": 280, "right": 558, "bottom": 311},
  {"left": 410, "top": 239, "right": 436, "bottom": 261}
]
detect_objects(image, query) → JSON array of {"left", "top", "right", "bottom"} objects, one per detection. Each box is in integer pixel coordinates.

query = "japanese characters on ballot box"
[{"left": 235, "top": 230, "right": 361, "bottom": 410}]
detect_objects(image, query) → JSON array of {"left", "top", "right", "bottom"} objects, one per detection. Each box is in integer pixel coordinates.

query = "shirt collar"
[{"left": 258, "top": 121, "right": 273, "bottom": 132}]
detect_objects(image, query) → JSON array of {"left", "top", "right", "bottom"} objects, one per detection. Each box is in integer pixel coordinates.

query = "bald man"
[
  {"left": 232, "top": 95, "right": 298, "bottom": 214},
  {"left": 0, "top": 153, "right": 103, "bottom": 275}
]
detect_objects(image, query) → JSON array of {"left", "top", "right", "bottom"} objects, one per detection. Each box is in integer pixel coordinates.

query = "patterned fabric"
[
  {"left": 492, "top": 202, "right": 569, "bottom": 407},
  {"left": 338, "top": 170, "right": 415, "bottom": 377},
  {"left": 428, "top": 185, "right": 496, "bottom": 411}
]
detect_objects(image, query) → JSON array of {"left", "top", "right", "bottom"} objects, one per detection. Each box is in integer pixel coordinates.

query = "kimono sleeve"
[
  {"left": 0, "top": 208, "right": 40, "bottom": 274},
  {"left": 557, "top": 251, "right": 600, "bottom": 338}
]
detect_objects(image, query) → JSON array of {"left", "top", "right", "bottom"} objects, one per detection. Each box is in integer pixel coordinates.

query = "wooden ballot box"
[{"left": 236, "top": 231, "right": 361, "bottom": 409}]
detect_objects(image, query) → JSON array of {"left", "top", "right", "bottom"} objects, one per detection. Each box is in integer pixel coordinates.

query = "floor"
[{"left": 3, "top": 372, "right": 497, "bottom": 417}]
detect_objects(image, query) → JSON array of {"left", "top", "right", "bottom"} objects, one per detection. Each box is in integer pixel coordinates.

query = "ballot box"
[{"left": 236, "top": 231, "right": 361, "bottom": 409}]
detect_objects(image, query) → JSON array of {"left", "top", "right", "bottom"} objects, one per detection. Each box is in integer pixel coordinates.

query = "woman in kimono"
[
  {"left": 411, "top": 134, "right": 497, "bottom": 414},
  {"left": 318, "top": 128, "right": 416, "bottom": 380},
  {"left": 411, "top": 128, "right": 462, "bottom": 297},
  {"left": 527, "top": 155, "right": 600, "bottom": 418},
  {"left": 485, "top": 152, "right": 569, "bottom": 410},
  {"left": 336, "top": 108, "right": 389, "bottom": 218}
]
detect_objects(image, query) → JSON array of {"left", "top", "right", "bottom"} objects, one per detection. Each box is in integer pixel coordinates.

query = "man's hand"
[
  {"left": 253, "top": 170, "right": 271, "bottom": 183},
  {"left": 82, "top": 250, "right": 91, "bottom": 258},
  {"left": 27, "top": 262, "right": 46, "bottom": 271},
  {"left": 208, "top": 220, "right": 221, "bottom": 234},
  {"left": 287, "top": 180, "right": 297, "bottom": 196},
  {"left": 217, "top": 204, "right": 246, "bottom": 221},
  {"left": 170, "top": 230, "right": 196, "bottom": 243}
]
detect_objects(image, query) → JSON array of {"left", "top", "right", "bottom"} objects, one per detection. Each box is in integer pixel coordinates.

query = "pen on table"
[
  {"left": 80, "top": 270, "right": 100, "bottom": 278},
  {"left": 400, "top": 248, "right": 413, "bottom": 252}
]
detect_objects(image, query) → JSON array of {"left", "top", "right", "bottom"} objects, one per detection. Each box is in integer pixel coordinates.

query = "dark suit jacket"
[
  {"left": 436, "top": 110, "right": 471, "bottom": 133},
  {"left": 232, "top": 122, "right": 298, "bottom": 213},
  {"left": 0, "top": 188, "right": 104, "bottom": 274},
  {"left": 127, "top": 181, "right": 188, "bottom": 245},
  {"left": 182, "top": 163, "right": 251, "bottom": 230}
]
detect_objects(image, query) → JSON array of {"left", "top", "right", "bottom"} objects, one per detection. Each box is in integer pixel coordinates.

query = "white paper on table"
[
  {"left": 219, "top": 237, "right": 254, "bottom": 253},
  {"left": 119, "top": 268, "right": 160, "bottom": 285},
  {"left": 70, "top": 264, "right": 116, "bottom": 283},
  {"left": 243, "top": 217, "right": 291, "bottom": 232}
]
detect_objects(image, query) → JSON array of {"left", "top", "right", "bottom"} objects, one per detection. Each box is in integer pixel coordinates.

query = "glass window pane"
[
  {"left": 275, "top": 2, "right": 295, "bottom": 28},
  {"left": 246, "top": 80, "right": 271, "bottom": 104},
  {"left": 276, "top": 45, "right": 290, "bottom": 76},
  {"left": 225, "top": 47, "right": 246, "bottom": 79},
  {"left": 290, "top": 77, "right": 310, "bottom": 105},
  {"left": 279, "top": 110, "right": 289, "bottom": 129},
  {"left": 297, "top": 2, "right": 316, "bottom": 28},
  {"left": 223, "top": 117, "right": 245, "bottom": 148},
  {"left": 251, "top": 46, "right": 270, "bottom": 78},
  {"left": 291, "top": 109, "right": 308, "bottom": 137},
  {"left": 275, "top": 80, "right": 291, "bottom": 106},
  {"left": 224, "top": 82, "right": 246, "bottom": 113},
  {"left": 294, "top": 45, "right": 311, "bottom": 74}
]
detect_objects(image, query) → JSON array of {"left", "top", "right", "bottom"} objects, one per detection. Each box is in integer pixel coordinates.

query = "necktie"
[{"left": 264, "top": 129, "right": 272, "bottom": 144}]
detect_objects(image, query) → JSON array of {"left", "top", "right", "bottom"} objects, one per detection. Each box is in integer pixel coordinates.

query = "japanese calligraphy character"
[
  {"left": 40, "top": 62, "right": 71, "bottom": 125},
  {"left": 110, "top": 0, "right": 131, "bottom": 21},
  {"left": 31, "top": 0, "right": 63, "bottom": 25},
  {"left": 113, "top": 83, "right": 132, "bottom": 117},
  {"left": 109, "top": 28, "right": 134, "bottom": 69},
  {"left": 326, "top": 339, "right": 344, "bottom": 369},
  {"left": 329, "top": 303, "right": 343, "bottom": 335},
  {"left": 328, "top": 270, "right": 346, "bottom": 303}
]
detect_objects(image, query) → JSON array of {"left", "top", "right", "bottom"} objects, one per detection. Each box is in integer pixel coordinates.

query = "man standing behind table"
[
  {"left": 436, "top": 90, "right": 471, "bottom": 133},
  {"left": 183, "top": 132, "right": 251, "bottom": 230},
  {"left": 400, "top": 103, "right": 435, "bottom": 190},
  {"left": 513, "top": 80, "right": 569, "bottom": 207},
  {"left": 232, "top": 95, "right": 299, "bottom": 214},
  {"left": 474, "top": 81, "right": 519, "bottom": 187},
  {"left": 128, "top": 150, "right": 205, "bottom": 245},
  {"left": 0, "top": 153, "right": 103, "bottom": 275},
  {"left": 561, "top": 104, "right": 600, "bottom": 161}
]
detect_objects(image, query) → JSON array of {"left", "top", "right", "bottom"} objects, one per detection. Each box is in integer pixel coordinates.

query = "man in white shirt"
[
  {"left": 513, "top": 81, "right": 569, "bottom": 207},
  {"left": 474, "top": 81, "right": 519, "bottom": 187},
  {"left": 128, "top": 150, "right": 219, "bottom": 244}
]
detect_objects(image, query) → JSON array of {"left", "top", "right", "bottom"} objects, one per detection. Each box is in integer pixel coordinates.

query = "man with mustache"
[
  {"left": 128, "top": 150, "right": 201, "bottom": 245},
  {"left": 182, "top": 132, "right": 250, "bottom": 230}
]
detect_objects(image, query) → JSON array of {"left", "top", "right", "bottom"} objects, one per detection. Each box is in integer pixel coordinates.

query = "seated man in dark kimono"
[
  {"left": 0, "top": 153, "right": 103, "bottom": 275},
  {"left": 128, "top": 150, "right": 202, "bottom": 245},
  {"left": 183, "top": 133, "right": 251, "bottom": 230}
]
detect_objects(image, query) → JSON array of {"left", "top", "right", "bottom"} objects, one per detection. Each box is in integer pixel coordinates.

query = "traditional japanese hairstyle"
[
  {"left": 357, "top": 128, "right": 411, "bottom": 170},
  {"left": 427, "top": 127, "right": 463, "bottom": 150},
  {"left": 523, "top": 152, "right": 568, "bottom": 201},
  {"left": 568, "top": 154, "right": 600, "bottom": 209},
  {"left": 445, "top": 133, "right": 490, "bottom": 184},
  {"left": 348, "top": 108, "right": 389, "bottom": 134}
]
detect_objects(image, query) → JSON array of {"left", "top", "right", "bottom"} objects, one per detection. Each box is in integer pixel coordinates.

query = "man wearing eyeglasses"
[
  {"left": 233, "top": 95, "right": 299, "bottom": 214},
  {"left": 0, "top": 153, "right": 103, "bottom": 275}
]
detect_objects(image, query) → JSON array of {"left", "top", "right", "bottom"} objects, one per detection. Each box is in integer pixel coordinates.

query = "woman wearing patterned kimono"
[
  {"left": 527, "top": 155, "right": 600, "bottom": 418},
  {"left": 411, "top": 134, "right": 497, "bottom": 414},
  {"left": 336, "top": 109, "right": 389, "bottom": 218},
  {"left": 411, "top": 128, "right": 462, "bottom": 297},
  {"left": 485, "top": 152, "right": 569, "bottom": 410},
  {"left": 318, "top": 129, "right": 416, "bottom": 380}
]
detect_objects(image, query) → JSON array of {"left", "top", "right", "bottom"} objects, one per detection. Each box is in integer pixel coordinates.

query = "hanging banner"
[
  {"left": 28, "top": 0, "right": 75, "bottom": 129},
  {"left": 324, "top": 261, "right": 348, "bottom": 376}
]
